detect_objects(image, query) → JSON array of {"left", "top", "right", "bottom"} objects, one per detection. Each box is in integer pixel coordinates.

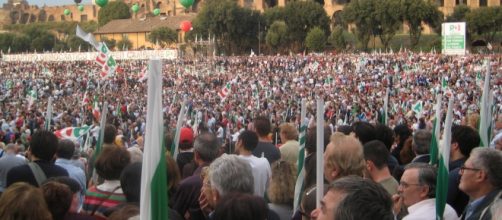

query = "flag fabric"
[
  {"left": 81, "top": 91, "right": 90, "bottom": 107},
  {"left": 436, "top": 97, "right": 454, "bottom": 220},
  {"left": 478, "top": 60, "right": 491, "bottom": 147},
  {"left": 95, "top": 43, "right": 117, "bottom": 78},
  {"left": 140, "top": 59, "right": 168, "bottom": 220},
  {"left": 90, "top": 102, "right": 108, "bottom": 185},
  {"left": 412, "top": 101, "right": 423, "bottom": 117},
  {"left": 138, "top": 66, "right": 148, "bottom": 82},
  {"left": 54, "top": 126, "right": 91, "bottom": 140},
  {"left": 441, "top": 77, "right": 448, "bottom": 90},
  {"left": 476, "top": 71, "right": 483, "bottom": 87},
  {"left": 92, "top": 95, "right": 100, "bottom": 121},
  {"left": 429, "top": 94, "right": 442, "bottom": 166},
  {"left": 26, "top": 89, "right": 37, "bottom": 108},
  {"left": 218, "top": 82, "right": 232, "bottom": 101},
  {"left": 45, "top": 97, "right": 53, "bottom": 130},
  {"left": 293, "top": 99, "right": 307, "bottom": 213},
  {"left": 380, "top": 88, "right": 390, "bottom": 125},
  {"left": 316, "top": 99, "right": 324, "bottom": 208},
  {"left": 76, "top": 25, "right": 100, "bottom": 49},
  {"left": 171, "top": 99, "right": 188, "bottom": 160}
]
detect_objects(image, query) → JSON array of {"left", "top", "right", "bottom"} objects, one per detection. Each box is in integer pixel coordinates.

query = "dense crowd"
[{"left": 0, "top": 52, "right": 501, "bottom": 220}]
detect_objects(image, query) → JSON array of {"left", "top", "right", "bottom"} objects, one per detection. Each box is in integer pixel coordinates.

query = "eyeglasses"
[
  {"left": 459, "top": 166, "right": 481, "bottom": 174},
  {"left": 398, "top": 181, "right": 423, "bottom": 188}
]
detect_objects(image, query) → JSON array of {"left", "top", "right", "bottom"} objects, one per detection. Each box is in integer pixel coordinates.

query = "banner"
[{"left": 441, "top": 22, "right": 466, "bottom": 55}]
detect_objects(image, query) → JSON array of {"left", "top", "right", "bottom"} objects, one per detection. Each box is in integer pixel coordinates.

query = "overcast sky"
[{"left": 1, "top": 0, "right": 92, "bottom": 7}]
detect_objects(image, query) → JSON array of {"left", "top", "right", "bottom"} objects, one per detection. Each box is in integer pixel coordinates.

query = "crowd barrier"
[{"left": 1, "top": 49, "right": 178, "bottom": 62}]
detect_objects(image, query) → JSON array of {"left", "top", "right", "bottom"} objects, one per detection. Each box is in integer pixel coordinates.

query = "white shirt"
[
  {"left": 403, "top": 198, "right": 458, "bottom": 220},
  {"left": 238, "top": 155, "right": 271, "bottom": 197}
]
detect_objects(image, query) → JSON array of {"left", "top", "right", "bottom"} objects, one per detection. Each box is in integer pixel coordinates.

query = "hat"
[{"left": 179, "top": 127, "right": 194, "bottom": 145}]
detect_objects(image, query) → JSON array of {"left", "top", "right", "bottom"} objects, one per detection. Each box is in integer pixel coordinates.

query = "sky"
[{"left": 1, "top": 0, "right": 92, "bottom": 7}]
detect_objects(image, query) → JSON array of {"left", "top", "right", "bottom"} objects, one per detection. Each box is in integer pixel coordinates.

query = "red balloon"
[{"left": 180, "top": 21, "right": 192, "bottom": 32}]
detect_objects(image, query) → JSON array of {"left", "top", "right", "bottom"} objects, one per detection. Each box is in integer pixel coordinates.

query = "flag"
[
  {"left": 436, "top": 97, "right": 453, "bottom": 220},
  {"left": 478, "top": 60, "right": 491, "bottom": 147},
  {"left": 54, "top": 126, "right": 92, "bottom": 140},
  {"left": 380, "top": 88, "right": 389, "bottom": 125},
  {"left": 90, "top": 102, "right": 108, "bottom": 185},
  {"left": 45, "top": 97, "right": 53, "bottom": 130},
  {"left": 441, "top": 77, "right": 448, "bottom": 90},
  {"left": 293, "top": 99, "right": 307, "bottom": 213},
  {"left": 487, "top": 42, "right": 492, "bottom": 51},
  {"left": 81, "top": 91, "right": 90, "bottom": 107},
  {"left": 95, "top": 43, "right": 117, "bottom": 78},
  {"left": 26, "top": 89, "right": 37, "bottom": 108},
  {"left": 140, "top": 59, "right": 168, "bottom": 220},
  {"left": 315, "top": 99, "right": 325, "bottom": 208},
  {"left": 429, "top": 94, "right": 442, "bottom": 166},
  {"left": 412, "top": 101, "right": 423, "bottom": 117},
  {"left": 476, "top": 71, "right": 483, "bottom": 87},
  {"left": 218, "top": 82, "right": 231, "bottom": 101},
  {"left": 92, "top": 95, "right": 100, "bottom": 121},
  {"left": 76, "top": 25, "right": 100, "bottom": 49},
  {"left": 171, "top": 99, "right": 187, "bottom": 159},
  {"left": 138, "top": 66, "right": 148, "bottom": 82}
]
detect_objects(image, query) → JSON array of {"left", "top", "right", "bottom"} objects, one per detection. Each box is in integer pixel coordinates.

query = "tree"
[
  {"left": 305, "top": 27, "right": 326, "bottom": 52},
  {"left": 342, "top": 0, "right": 377, "bottom": 50},
  {"left": 446, "top": 4, "right": 470, "bottom": 22},
  {"left": 374, "top": 0, "right": 402, "bottom": 49},
  {"left": 466, "top": 7, "right": 502, "bottom": 43},
  {"left": 66, "top": 35, "right": 90, "bottom": 52},
  {"left": 402, "top": 0, "right": 442, "bottom": 47},
  {"left": 265, "top": 20, "right": 288, "bottom": 52},
  {"left": 117, "top": 38, "right": 133, "bottom": 50},
  {"left": 263, "top": 6, "right": 286, "bottom": 27},
  {"left": 10, "top": 34, "right": 30, "bottom": 52},
  {"left": 98, "top": 1, "right": 131, "bottom": 26},
  {"left": 148, "top": 27, "right": 178, "bottom": 47},
  {"left": 31, "top": 32, "right": 55, "bottom": 52},
  {"left": 283, "top": 1, "right": 330, "bottom": 51},
  {"left": 328, "top": 25, "right": 346, "bottom": 50},
  {"left": 101, "top": 37, "right": 117, "bottom": 50}
]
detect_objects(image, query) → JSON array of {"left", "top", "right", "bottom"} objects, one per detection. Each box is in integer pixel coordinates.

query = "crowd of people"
[{"left": 0, "top": 51, "right": 501, "bottom": 220}]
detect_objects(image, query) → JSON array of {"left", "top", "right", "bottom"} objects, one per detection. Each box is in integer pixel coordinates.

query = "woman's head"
[
  {"left": 267, "top": 160, "right": 295, "bottom": 205},
  {"left": 0, "top": 182, "right": 53, "bottom": 220},
  {"left": 95, "top": 147, "right": 131, "bottom": 180}
]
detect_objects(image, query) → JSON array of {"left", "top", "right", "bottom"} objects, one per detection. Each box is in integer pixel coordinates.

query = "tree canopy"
[{"left": 98, "top": 1, "right": 131, "bottom": 26}]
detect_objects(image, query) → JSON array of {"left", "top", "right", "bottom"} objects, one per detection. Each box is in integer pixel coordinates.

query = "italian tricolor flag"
[
  {"left": 54, "top": 126, "right": 91, "bottom": 140},
  {"left": 140, "top": 60, "right": 168, "bottom": 220},
  {"left": 93, "top": 95, "right": 100, "bottom": 121},
  {"left": 218, "top": 82, "right": 231, "bottom": 101}
]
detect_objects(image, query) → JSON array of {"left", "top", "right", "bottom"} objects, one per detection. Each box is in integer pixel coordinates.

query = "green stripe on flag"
[
  {"left": 151, "top": 132, "right": 168, "bottom": 220},
  {"left": 429, "top": 119, "right": 439, "bottom": 166}
]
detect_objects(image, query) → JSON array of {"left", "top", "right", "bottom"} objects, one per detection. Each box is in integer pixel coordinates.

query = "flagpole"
[
  {"left": 293, "top": 98, "right": 307, "bottom": 213},
  {"left": 45, "top": 97, "right": 53, "bottom": 130},
  {"left": 316, "top": 99, "right": 324, "bottom": 209},
  {"left": 478, "top": 60, "right": 490, "bottom": 147}
]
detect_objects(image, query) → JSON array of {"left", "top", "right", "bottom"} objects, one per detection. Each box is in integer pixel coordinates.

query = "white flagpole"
[
  {"left": 316, "top": 99, "right": 324, "bottom": 208},
  {"left": 172, "top": 97, "right": 188, "bottom": 160}
]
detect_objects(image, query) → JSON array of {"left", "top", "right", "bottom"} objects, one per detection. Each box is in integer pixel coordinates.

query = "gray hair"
[
  {"left": 412, "top": 130, "right": 431, "bottom": 155},
  {"left": 470, "top": 147, "right": 502, "bottom": 188},
  {"left": 404, "top": 163, "right": 437, "bottom": 198},
  {"left": 194, "top": 132, "right": 219, "bottom": 163},
  {"left": 209, "top": 154, "right": 254, "bottom": 196},
  {"left": 6, "top": 143, "right": 17, "bottom": 151}
]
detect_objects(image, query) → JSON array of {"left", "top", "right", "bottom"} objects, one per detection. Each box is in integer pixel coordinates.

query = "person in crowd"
[
  {"left": 252, "top": 116, "right": 281, "bottom": 165},
  {"left": 171, "top": 132, "right": 220, "bottom": 220},
  {"left": 235, "top": 130, "right": 271, "bottom": 197},
  {"left": 392, "top": 124, "right": 413, "bottom": 164},
  {"left": 0, "top": 143, "right": 27, "bottom": 193},
  {"left": 278, "top": 123, "right": 300, "bottom": 164},
  {"left": 323, "top": 132, "right": 365, "bottom": 183},
  {"left": 56, "top": 139, "right": 87, "bottom": 209},
  {"left": 0, "top": 182, "right": 53, "bottom": 220},
  {"left": 374, "top": 123, "right": 399, "bottom": 175},
  {"left": 393, "top": 163, "right": 458, "bottom": 220},
  {"left": 350, "top": 121, "right": 376, "bottom": 144},
  {"left": 458, "top": 147, "right": 502, "bottom": 220},
  {"left": 410, "top": 130, "right": 432, "bottom": 163},
  {"left": 363, "top": 140, "right": 399, "bottom": 195},
  {"left": 7, "top": 130, "right": 68, "bottom": 187},
  {"left": 177, "top": 127, "right": 195, "bottom": 178},
  {"left": 304, "top": 125, "right": 332, "bottom": 190},
  {"left": 82, "top": 147, "right": 130, "bottom": 217},
  {"left": 103, "top": 124, "right": 118, "bottom": 149},
  {"left": 311, "top": 176, "right": 394, "bottom": 220},
  {"left": 212, "top": 192, "right": 268, "bottom": 220},
  {"left": 267, "top": 160, "right": 296, "bottom": 220},
  {"left": 41, "top": 181, "right": 74, "bottom": 220}
]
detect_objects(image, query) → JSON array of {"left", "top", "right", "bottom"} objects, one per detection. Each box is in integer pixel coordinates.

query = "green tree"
[
  {"left": 342, "top": 0, "right": 377, "bottom": 50},
  {"left": 283, "top": 1, "right": 330, "bottom": 51},
  {"left": 148, "top": 27, "right": 178, "bottom": 47},
  {"left": 11, "top": 34, "right": 30, "bottom": 52},
  {"left": 98, "top": 1, "right": 131, "bottom": 26},
  {"left": 328, "top": 25, "right": 346, "bottom": 51},
  {"left": 66, "top": 35, "right": 90, "bottom": 52},
  {"left": 31, "top": 32, "right": 55, "bottom": 52},
  {"left": 265, "top": 20, "right": 288, "bottom": 52},
  {"left": 263, "top": 6, "right": 286, "bottom": 27},
  {"left": 466, "top": 6, "right": 502, "bottom": 43},
  {"left": 374, "top": 0, "right": 402, "bottom": 49},
  {"left": 402, "top": 0, "right": 442, "bottom": 47},
  {"left": 101, "top": 37, "right": 117, "bottom": 50},
  {"left": 305, "top": 27, "right": 326, "bottom": 52},
  {"left": 117, "top": 38, "right": 133, "bottom": 50},
  {"left": 0, "top": 33, "right": 14, "bottom": 52},
  {"left": 446, "top": 4, "right": 470, "bottom": 22}
]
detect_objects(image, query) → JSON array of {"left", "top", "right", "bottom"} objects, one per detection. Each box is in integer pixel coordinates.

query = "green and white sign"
[{"left": 442, "top": 22, "right": 466, "bottom": 55}]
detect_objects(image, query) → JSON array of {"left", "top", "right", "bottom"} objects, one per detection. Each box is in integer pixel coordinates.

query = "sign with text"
[{"left": 442, "top": 22, "right": 466, "bottom": 55}]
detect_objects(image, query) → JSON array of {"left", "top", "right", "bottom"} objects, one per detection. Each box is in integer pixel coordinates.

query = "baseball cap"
[{"left": 179, "top": 127, "right": 194, "bottom": 145}]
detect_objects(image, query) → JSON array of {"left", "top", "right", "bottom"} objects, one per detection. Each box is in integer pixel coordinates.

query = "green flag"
[
  {"left": 293, "top": 99, "right": 307, "bottom": 212},
  {"left": 436, "top": 97, "right": 453, "bottom": 220}
]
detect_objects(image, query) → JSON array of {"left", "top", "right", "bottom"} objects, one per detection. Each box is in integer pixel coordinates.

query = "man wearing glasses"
[
  {"left": 393, "top": 163, "right": 458, "bottom": 220},
  {"left": 458, "top": 147, "right": 502, "bottom": 220}
]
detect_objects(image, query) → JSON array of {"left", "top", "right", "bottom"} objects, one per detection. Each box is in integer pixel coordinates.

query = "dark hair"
[
  {"left": 374, "top": 124, "right": 394, "bottom": 151},
  {"left": 394, "top": 124, "right": 412, "bottom": 144},
  {"left": 336, "top": 125, "right": 352, "bottom": 135},
  {"left": 331, "top": 176, "right": 393, "bottom": 220},
  {"left": 254, "top": 116, "right": 271, "bottom": 137},
  {"left": 104, "top": 124, "right": 117, "bottom": 144},
  {"left": 351, "top": 122, "right": 376, "bottom": 144},
  {"left": 57, "top": 139, "right": 76, "bottom": 159},
  {"left": 30, "top": 130, "right": 59, "bottom": 161},
  {"left": 451, "top": 125, "right": 480, "bottom": 157},
  {"left": 194, "top": 132, "right": 219, "bottom": 162},
  {"left": 404, "top": 163, "right": 437, "bottom": 198},
  {"left": 120, "top": 162, "right": 142, "bottom": 203},
  {"left": 363, "top": 140, "right": 390, "bottom": 169},
  {"left": 41, "top": 181, "right": 73, "bottom": 220},
  {"left": 238, "top": 130, "right": 259, "bottom": 152},
  {"left": 48, "top": 176, "right": 81, "bottom": 193},
  {"left": 95, "top": 147, "right": 131, "bottom": 180},
  {"left": 212, "top": 193, "right": 268, "bottom": 220},
  {"left": 305, "top": 125, "right": 332, "bottom": 154}
]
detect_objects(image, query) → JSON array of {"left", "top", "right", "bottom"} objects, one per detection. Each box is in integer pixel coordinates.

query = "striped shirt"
[{"left": 83, "top": 184, "right": 126, "bottom": 217}]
